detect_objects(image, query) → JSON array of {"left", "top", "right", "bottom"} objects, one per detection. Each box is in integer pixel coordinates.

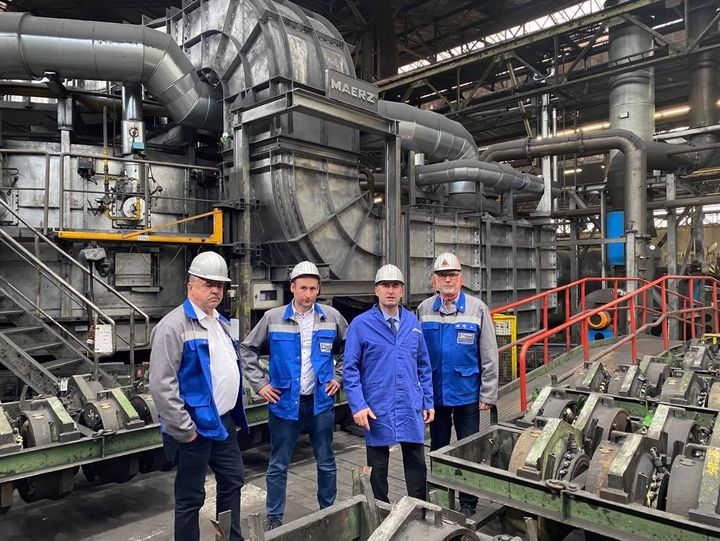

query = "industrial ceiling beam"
[
  {"left": 446, "top": 41, "right": 720, "bottom": 120},
  {"left": 377, "top": 0, "right": 663, "bottom": 93}
]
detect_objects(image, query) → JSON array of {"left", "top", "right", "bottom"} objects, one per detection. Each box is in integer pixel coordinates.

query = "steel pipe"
[
  {"left": 480, "top": 129, "right": 649, "bottom": 277},
  {"left": 366, "top": 100, "right": 481, "bottom": 199},
  {"left": 375, "top": 100, "right": 479, "bottom": 162},
  {"left": 479, "top": 129, "right": 647, "bottom": 233},
  {"left": 551, "top": 194, "right": 720, "bottom": 218},
  {"left": 416, "top": 159, "right": 545, "bottom": 193},
  {"left": 688, "top": 0, "right": 720, "bottom": 168},
  {"left": 0, "top": 13, "right": 221, "bottom": 130}
]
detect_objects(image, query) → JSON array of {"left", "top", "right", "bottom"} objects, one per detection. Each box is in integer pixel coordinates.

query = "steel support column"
[
  {"left": 232, "top": 123, "right": 252, "bottom": 338},
  {"left": 600, "top": 190, "right": 607, "bottom": 278},
  {"left": 538, "top": 94, "right": 553, "bottom": 215},
  {"left": 58, "top": 97, "right": 73, "bottom": 318},
  {"left": 385, "top": 135, "right": 401, "bottom": 266},
  {"left": 403, "top": 150, "right": 417, "bottom": 292},
  {"left": 570, "top": 219, "right": 579, "bottom": 315},
  {"left": 666, "top": 174, "right": 679, "bottom": 339}
]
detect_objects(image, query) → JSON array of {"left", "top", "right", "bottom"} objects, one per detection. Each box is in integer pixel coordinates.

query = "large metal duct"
[
  {"left": 606, "top": 11, "right": 655, "bottom": 209},
  {"left": 0, "top": 1, "right": 552, "bottom": 294},
  {"left": 372, "top": 103, "right": 550, "bottom": 208},
  {"left": 480, "top": 130, "right": 645, "bottom": 172},
  {"left": 688, "top": 0, "right": 719, "bottom": 168},
  {"left": 171, "top": 1, "right": 368, "bottom": 279},
  {"left": 369, "top": 100, "right": 481, "bottom": 200},
  {"left": 375, "top": 101, "right": 479, "bottom": 162},
  {"left": 480, "top": 135, "right": 696, "bottom": 220},
  {"left": 479, "top": 131, "right": 647, "bottom": 229},
  {"left": 0, "top": 13, "right": 221, "bottom": 130},
  {"left": 416, "top": 160, "right": 545, "bottom": 193}
]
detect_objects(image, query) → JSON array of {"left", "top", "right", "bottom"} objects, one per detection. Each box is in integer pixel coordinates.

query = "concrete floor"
[
  {"left": 0, "top": 427, "right": 452, "bottom": 541},
  {"left": 0, "top": 336, "right": 671, "bottom": 540}
]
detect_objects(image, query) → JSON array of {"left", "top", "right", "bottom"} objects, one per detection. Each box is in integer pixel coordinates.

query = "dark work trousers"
[
  {"left": 265, "top": 395, "right": 337, "bottom": 520},
  {"left": 162, "top": 414, "right": 245, "bottom": 541},
  {"left": 429, "top": 401, "right": 480, "bottom": 510},
  {"left": 366, "top": 442, "right": 426, "bottom": 503}
]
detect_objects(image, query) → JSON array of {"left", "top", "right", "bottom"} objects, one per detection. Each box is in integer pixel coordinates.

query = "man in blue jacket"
[
  {"left": 241, "top": 261, "right": 348, "bottom": 530},
  {"left": 344, "top": 264, "right": 434, "bottom": 503},
  {"left": 149, "top": 251, "right": 249, "bottom": 541},
  {"left": 417, "top": 252, "right": 498, "bottom": 516}
]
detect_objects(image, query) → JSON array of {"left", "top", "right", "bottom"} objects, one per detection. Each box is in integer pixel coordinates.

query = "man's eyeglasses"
[{"left": 436, "top": 272, "right": 460, "bottom": 279}]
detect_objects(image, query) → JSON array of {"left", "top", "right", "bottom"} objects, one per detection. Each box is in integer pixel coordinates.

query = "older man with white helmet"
[
  {"left": 150, "top": 251, "right": 248, "bottom": 541},
  {"left": 343, "top": 264, "right": 434, "bottom": 503},
  {"left": 417, "top": 252, "right": 498, "bottom": 517},
  {"left": 241, "top": 261, "right": 347, "bottom": 530}
]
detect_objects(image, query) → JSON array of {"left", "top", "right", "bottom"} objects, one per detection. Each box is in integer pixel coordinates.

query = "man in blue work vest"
[
  {"left": 344, "top": 264, "right": 435, "bottom": 503},
  {"left": 417, "top": 252, "right": 498, "bottom": 517},
  {"left": 241, "top": 261, "right": 348, "bottom": 530}
]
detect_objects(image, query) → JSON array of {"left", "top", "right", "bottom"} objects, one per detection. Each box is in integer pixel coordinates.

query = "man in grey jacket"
[
  {"left": 241, "top": 261, "right": 347, "bottom": 530},
  {"left": 150, "top": 251, "right": 248, "bottom": 541}
]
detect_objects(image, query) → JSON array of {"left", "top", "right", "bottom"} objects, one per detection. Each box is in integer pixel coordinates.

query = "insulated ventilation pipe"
[
  {"left": 480, "top": 130, "right": 650, "bottom": 277},
  {"left": 415, "top": 160, "right": 546, "bottom": 194},
  {"left": 0, "top": 13, "right": 222, "bottom": 130},
  {"left": 605, "top": 7, "right": 655, "bottom": 226},
  {"left": 483, "top": 131, "right": 646, "bottom": 227},
  {"left": 687, "top": 0, "right": 720, "bottom": 168},
  {"left": 367, "top": 100, "right": 549, "bottom": 210}
]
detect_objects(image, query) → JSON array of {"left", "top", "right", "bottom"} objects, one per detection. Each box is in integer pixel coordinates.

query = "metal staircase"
[
  {"left": 0, "top": 280, "right": 114, "bottom": 395},
  {"left": 0, "top": 197, "right": 150, "bottom": 397}
]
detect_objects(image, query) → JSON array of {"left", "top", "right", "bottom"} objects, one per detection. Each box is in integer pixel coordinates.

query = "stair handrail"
[
  {"left": 490, "top": 276, "right": 652, "bottom": 316},
  {"left": 491, "top": 276, "right": 651, "bottom": 363},
  {"left": 514, "top": 274, "right": 720, "bottom": 412},
  {"left": 0, "top": 197, "right": 151, "bottom": 349},
  {"left": 0, "top": 228, "right": 117, "bottom": 336},
  {"left": 0, "top": 277, "right": 92, "bottom": 356}
]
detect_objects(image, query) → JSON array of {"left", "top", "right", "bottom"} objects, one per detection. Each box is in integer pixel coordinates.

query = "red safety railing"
[
  {"left": 493, "top": 275, "right": 720, "bottom": 411},
  {"left": 490, "top": 277, "right": 650, "bottom": 363}
]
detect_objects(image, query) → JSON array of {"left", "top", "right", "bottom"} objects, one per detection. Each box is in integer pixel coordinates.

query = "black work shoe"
[
  {"left": 460, "top": 504, "right": 476, "bottom": 518},
  {"left": 266, "top": 516, "right": 283, "bottom": 530}
]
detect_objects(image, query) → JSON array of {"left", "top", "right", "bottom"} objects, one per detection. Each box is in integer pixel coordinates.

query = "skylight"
[{"left": 398, "top": 0, "right": 607, "bottom": 74}]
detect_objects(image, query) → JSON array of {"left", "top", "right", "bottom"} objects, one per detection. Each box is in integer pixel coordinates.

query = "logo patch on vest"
[
  {"left": 319, "top": 342, "right": 333, "bottom": 354},
  {"left": 456, "top": 331, "right": 475, "bottom": 345}
]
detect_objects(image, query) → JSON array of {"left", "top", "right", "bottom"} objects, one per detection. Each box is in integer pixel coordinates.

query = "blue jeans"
[
  {"left": 162, "top": 414, "right": 245, "bottom": 541},
  {"left": 429, "top": 401, "right": 480, "bottom": 510},
  {"left": 266, "top": 398, "right": 336, "bottom": 520}
]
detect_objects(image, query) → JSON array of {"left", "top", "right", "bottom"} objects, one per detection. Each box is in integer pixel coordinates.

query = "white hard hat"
[
  {"left": 290, "top": 261, "right": 320, "bottom": 282},
  {"left": 188, "top": 252, "right": 231, "bottom": 282},
  {"left": 433, "top": 252, "right": 462, "bottom": 273},
  {"left": 375, "top": 264, "right": 404, "bottom": 284}
]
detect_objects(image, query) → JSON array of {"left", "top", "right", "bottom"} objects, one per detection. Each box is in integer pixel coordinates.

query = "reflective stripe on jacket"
[
  {"left": 149, "top": 300, "right": 249, "bottom": 442},
  {"left": 343, "top": 306, "right": 434, "bottom": 446},
  {"left": 417, "top": 291, "right": 499, "bottom": 406},
  {"left": 240, "top": 302, "right": 348, "bottom": 421}
]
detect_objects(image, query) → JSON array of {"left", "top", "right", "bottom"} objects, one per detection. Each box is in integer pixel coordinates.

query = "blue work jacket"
[
  {"left": 343, "top": 306, "right": 434, "bottom": 446},
  {"left": 417, "top": 291, "right": 499, "bottom": 406},
  {"left": 241, "top": 302, "right": 348, "bottom": 421},
  {"left": 149, "top": 300, "right": 249, "bottom": 442}
]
